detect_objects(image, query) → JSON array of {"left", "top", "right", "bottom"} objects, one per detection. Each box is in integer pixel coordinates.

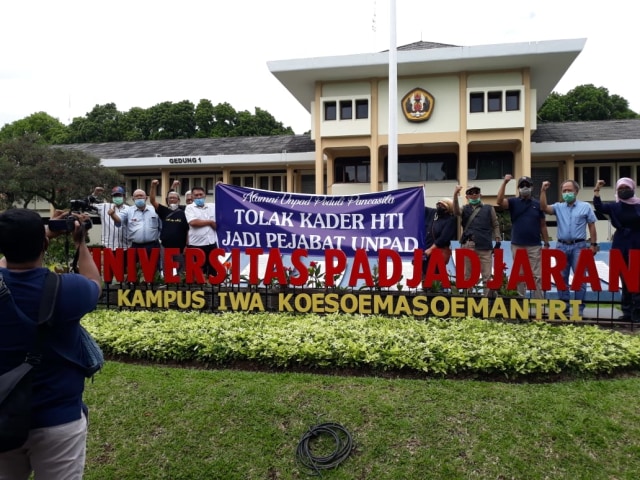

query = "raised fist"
[
  {"left": 151, "top": 179, "right": 159, "bottom": 186},
  {"left": 504, "top": 174, "right": 513, "bottom": 182},
  {"left": 596, "top": 179, "right": 606, "bottom": 188},
  {"left": 541, "top": 181, "right": 551, "bottom": 191}
]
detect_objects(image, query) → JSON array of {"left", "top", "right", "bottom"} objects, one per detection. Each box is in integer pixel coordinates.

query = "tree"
[
  {"left": 0, "top": 135, "right": 121, "bottom": 210},
  {"left": 538, "top": 84, "right": 638, "bottom": 122},
  {"left": 147, "top": 100, "right": 196, "bottom": 140},
  {"left": 0, "top": 112, "right": 69, "bottom": 144},
  {"left": 66, "top": 103, "right": 125, "bottom": 143},
  {"left": 234, "top": 107, "right": 294, "bottom": 136}
]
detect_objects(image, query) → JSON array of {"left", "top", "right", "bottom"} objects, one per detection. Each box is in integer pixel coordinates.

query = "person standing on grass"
[
  {"left": 0, "top": 209, "right": 101, "bottom": 479},
  {"left": 496, "top": 174, "right": 550, "bottom": 299},
  {"left": 593, "top": 177, "right": 640, "bottom": 323},
  {"left": 540, "top": 180, "right": 598, "bottom": 318}
]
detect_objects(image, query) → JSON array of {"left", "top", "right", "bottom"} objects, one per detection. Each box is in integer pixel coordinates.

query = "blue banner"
[{"left": 215, "top": 185, "right": 425, "bottom": 257}]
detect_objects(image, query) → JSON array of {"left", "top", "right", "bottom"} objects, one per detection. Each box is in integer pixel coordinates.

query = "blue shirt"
[
  {"left": 116, "top": 204, "right": 161, "bottom": 244},
  {"left": 550, "top": 200, "right": 597, "bottom": 241},
  {"left": 508, "top": 197, "right": 544, "bottom": 246},
  {"left": 0, "top": 268, "right": 100, "bottom": 428}
]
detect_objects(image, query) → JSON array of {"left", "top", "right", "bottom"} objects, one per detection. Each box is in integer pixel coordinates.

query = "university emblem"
[{"left": 401, "top": 88, "right": 434, "bottom": 122}]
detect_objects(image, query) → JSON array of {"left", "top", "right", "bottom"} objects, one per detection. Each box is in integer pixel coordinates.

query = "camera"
[{"left": 48, "top": 197, "right": 97, "bottom": 232}]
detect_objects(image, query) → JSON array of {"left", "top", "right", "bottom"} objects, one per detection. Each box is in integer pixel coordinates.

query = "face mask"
[
  {"left": 194, "top": 198, "right": 206, "bottom": 207},
  {"left": 519, "top": 187, "right": 532, "bottom": 197},
  {"left": 562, "top": 192, "right": 576, "bottom": 203},
  {"left": 468, "top": 198, "right": 481, "bottom": 205},
  {"left": 112, "top": 197, "right": 124, "bottom": 206},
  {"left": 618, "top": 189, "right": 634, "bottom": 200},
  {"left": 169, "top": 203, "right": 179, "bottom": 210},
  {"left": 436, "top": 206, "right": 447, "bottom": 215},
  {"left": 134, "top": 199, "right": 146, "bottom": 208}
]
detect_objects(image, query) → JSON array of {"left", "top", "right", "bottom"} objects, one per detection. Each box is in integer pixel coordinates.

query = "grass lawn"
[{"left": 83, "top": 362, "right": 640, "bottom": 479}]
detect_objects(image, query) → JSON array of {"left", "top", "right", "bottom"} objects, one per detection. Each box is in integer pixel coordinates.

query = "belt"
[
  {"left": 132, "top": 241, "right": 160, "bottom": 248},
  {"left": 557, "top": 239, "right": 585, "bottom": 245}
]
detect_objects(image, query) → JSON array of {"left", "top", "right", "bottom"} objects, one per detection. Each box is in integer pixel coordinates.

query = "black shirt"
[{"left": 157, "top": 205, "right": 189, "bottom": 250}]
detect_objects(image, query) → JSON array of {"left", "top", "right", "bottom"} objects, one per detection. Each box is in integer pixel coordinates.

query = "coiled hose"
[{"left": 295, "top": 422, "right": 353, "bottom": 476}]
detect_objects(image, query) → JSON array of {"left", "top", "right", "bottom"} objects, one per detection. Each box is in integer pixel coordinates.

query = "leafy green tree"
[
  {"left": 234, "top": 107, "right": 294, "bottom": 136},
  {"left": 120, "top": 107, "right": 152, "bottom": 141},
  {"left": 194, "top": 99, "right": 216, "bottom": 137},
  {"left": 539, "top": 84, "right": 638, "bottom": 122},
  {"left": 67, "top": 103, "right": 125, "bottom": 143},
  {"left": 147, "top": 100, "right": 196, "bottom": 140},
  {"left": 0, "top": 112, "right": 69, "bottom": 144},
  {"left": 0, "top": 135, "right": 121, "bottom": 209}
]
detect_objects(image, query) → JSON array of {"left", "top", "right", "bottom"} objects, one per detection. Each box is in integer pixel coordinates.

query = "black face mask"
[
  {"left": 618, "top": 189, "right": 635, "bottom": 200},
  {"left": 436, "top": 206, "right": 447, "bottom": 215}
]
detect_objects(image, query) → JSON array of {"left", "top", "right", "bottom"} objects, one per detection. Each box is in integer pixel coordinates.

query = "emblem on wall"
[{"left": 401, "top": 88, "right": 434, "bottom": 122}]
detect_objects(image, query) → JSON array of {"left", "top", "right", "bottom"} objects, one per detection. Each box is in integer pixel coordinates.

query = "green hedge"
[{"left": 83, "top": 310, "right": 640, "bottom": 377}]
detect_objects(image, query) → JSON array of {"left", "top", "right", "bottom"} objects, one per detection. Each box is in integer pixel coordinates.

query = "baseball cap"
[
  {"left": 111, "top": 186, "right": 125, "bottom": 196},
  {"left": 517, "top": 176, "right": 533, "bottom": 187},
  {"left": 465, "top": 185, "right": 481, "bottom": 195}
]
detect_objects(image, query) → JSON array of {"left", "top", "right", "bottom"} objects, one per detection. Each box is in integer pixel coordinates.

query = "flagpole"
[{"left": 387, "top": 0, "right": 398, "bottom": 191}]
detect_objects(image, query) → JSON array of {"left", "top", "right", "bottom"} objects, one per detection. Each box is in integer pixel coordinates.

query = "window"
[
  {"left": 324, "top": 101, "right": 337, "bottom": 121},
  {"left": 581, "top": 167, "right": 595, "bottom": 187},
  {"left": 468, "top": 152, "right": 514, "bottom": 180},
  {"left": 505, "top": 90, "right": 520, "bottom": 111},
  {"left": 259, "top": 176, "right": 269, "bottom": 190},
  {"left": 340, "top": 100, "right": 353, "bottom": 120},
  {"left": 637, "top": 165, "right": 640, "bottom": 183},
  {"left": 620, "top": 165, "right": 632, "bottom": 180},
  {"left": 355, "top": 99, "right": 369, "bottom": 119},
  {"left": 393, "top": 154, "right": 457, "bottom": 182},
  {"left": 575, "top": 164, "right": 619, "bottom": 188},
  {"left": 488, "top": 91, "right": 502, "bottom": 112},
  {"left": 470, "top": 92, "right": 484, "bottom": 113},
  {"left": 179, "top": 178, "right": 190, "bottom": 195},
  {"left": 205, "top": 178, "right": 214, "bottom": 194},
  {"left": 599, "top": 166, "right": 612, "bottom": 187},
  {"left": 335, "top": 157, "right": 370, "bottom": 183}
]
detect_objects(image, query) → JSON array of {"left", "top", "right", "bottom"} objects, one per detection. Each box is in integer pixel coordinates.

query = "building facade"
[{"left": 60, "top": 38, "right": 640, "bottom": 242}]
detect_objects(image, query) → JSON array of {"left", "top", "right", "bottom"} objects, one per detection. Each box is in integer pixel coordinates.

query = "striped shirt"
[{"left": 95, "top": 203, "right": 130, "bottom": 249}]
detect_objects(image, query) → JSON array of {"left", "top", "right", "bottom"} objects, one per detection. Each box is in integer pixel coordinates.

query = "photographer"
[{"left": 0, "top": 209, "right": 101, "bottom": 479}]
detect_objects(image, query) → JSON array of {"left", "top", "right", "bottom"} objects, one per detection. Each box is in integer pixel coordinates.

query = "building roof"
[
  {"left": 532, "top": 119, "right": 640, "bottom": 142},
  {"left": 531, "top": 119, "right": 640, "bottom": 157},
  {"left": 268, "top": 38, "right": 586, "bottom": 112},
  {"left": 59, "top": 120, "right": 640, "bottom": 162},
  {"left": 61, "top": 134, "right": 315, "bottom": 159}
]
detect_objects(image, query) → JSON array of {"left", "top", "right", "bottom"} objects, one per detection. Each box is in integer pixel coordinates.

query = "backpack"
[{"left": 0, "top": 271, "right": 59, "bottom": 453}]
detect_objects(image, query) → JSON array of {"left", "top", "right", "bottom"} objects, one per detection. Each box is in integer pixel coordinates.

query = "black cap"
[{"left": 518, "top": 176, "right": 533, "bottom": 187}]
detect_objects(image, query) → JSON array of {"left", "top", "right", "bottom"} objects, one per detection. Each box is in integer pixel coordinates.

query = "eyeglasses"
[
  {"left": 466, "top": 191, "right": 480, "bottom": 196},
  {"left": 519, "top": 183, "right": 532, "bottom": 188}
]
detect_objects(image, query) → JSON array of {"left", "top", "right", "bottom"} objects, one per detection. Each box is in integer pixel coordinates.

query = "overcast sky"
[{"left": 1, "top": 0, "right": 637, "bottom": 135}]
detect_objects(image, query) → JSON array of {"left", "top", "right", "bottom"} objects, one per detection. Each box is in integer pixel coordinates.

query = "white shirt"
[
  {"left": 95, "top": 203, "right": 130, "bottom": 249},
  {"left": 185, "top": 203, "right": 218, "bottom": 246}
]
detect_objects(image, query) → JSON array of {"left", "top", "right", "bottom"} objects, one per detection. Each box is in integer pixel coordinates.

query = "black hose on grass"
[{"left": 295, "top": 422, "right": 353, "bottom": 476}]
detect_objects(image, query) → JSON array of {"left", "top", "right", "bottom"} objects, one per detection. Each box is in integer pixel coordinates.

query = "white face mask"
[{"left": 169, "top": 204, "right": 179, "bottom": 210}]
